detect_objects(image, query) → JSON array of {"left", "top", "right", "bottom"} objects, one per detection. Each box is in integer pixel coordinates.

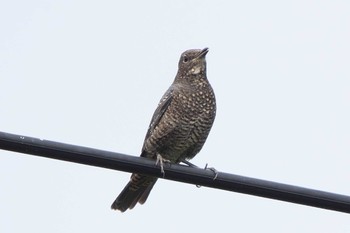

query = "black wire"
[{"left": 0, "top": 131, "right": 349, "bottom": 214}]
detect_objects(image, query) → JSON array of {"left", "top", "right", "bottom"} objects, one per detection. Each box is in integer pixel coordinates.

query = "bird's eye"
[{"left": 183, "top": 55, "right": 189, "bottom": 63}]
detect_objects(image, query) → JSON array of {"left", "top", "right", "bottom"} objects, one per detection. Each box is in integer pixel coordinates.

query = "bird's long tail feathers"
[{"left": 111, "top": 174, "right": 157, "bottom": 212}]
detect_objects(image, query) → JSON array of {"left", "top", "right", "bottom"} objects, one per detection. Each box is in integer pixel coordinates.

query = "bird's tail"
[{"left": 111, "top": 173, "right": 157, "bottom": 212}]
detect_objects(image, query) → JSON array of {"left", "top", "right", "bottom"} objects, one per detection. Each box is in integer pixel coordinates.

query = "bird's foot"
[
  {"left": 195, "top": 163, "right": 219, "bottom": 188},
  {"left": 204, "top": 163, "right": 219, "bottom": 180},
  {"left": 156, "top": 154, "right": 170, "bottom": 176}
]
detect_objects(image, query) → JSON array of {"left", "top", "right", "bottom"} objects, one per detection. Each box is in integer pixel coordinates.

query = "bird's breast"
[{"left": 174, "top": 85, "right": 216, "bottom": 118}]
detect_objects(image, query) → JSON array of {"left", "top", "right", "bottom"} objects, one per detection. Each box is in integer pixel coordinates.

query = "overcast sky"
[{"left": 1, "top": 1, "right": 350, "bottom": 232}]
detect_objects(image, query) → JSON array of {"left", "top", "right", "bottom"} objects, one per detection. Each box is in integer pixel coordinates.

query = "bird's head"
[{"left": 177, "top": 48, "right": 208, "bottom": 78}]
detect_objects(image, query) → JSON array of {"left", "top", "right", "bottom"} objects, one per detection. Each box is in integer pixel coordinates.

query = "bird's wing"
[{"left": 141, "top": 87, "right": 174, "bottom": 154}]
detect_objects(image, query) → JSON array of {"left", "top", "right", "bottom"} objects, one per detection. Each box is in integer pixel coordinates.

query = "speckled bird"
[{"left": 111, "top": 48, "right": 216, "bottom": 212}]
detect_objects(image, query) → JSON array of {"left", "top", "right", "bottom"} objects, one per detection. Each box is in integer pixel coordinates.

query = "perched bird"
[{"left": 111, "top": 48, "right": 216, "bottom": 212}]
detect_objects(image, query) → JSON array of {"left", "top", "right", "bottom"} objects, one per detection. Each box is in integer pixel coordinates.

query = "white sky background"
[{"left": 1, "top": 1, "right": 350, "bottom": 232}]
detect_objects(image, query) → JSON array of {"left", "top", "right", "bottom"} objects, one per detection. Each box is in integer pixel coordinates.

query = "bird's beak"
[{"left": 197, "top": 47, "right": 209, "bottom": 58}]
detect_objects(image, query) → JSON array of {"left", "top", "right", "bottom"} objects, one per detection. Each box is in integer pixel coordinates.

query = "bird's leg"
[
  {"left": 179, "top": 160, "right": 218, "bottom": 187},
  {"left": 180, "top": 160, "right": 218, "bottom": 180},
  {"left": 204, "top": 163, "right": 219, "bottom": 180},
  {"left": 156, "top": 153, "right": 171, "bottom": 176},
  {"left": 180, "top": 159, "right": 199, "bottom": 168}
]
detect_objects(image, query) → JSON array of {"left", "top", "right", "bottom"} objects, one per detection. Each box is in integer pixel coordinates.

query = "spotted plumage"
[{"left": 111, "top": 48, "right": 216, "bottom": 212}]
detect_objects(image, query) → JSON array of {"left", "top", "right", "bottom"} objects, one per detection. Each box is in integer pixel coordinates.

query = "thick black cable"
[{"left": 0, "top": 131, "right": 349, "bottom": 214}]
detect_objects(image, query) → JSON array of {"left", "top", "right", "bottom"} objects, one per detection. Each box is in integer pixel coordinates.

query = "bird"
[{"left": 111, "top": 48, "right": 216, "bottom": 212}]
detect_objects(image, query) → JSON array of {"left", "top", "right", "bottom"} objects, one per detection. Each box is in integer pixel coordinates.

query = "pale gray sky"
[{"left": 1, "top": 1, "right": 350, "bottom": 232}]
